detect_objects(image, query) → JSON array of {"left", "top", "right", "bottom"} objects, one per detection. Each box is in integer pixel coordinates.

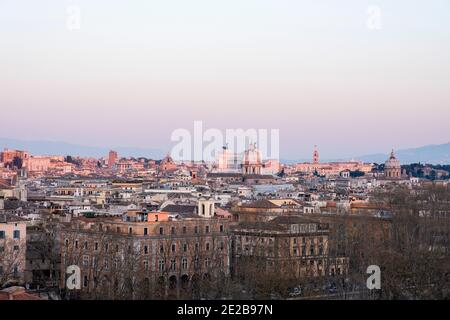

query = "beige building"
[
  {"left": 231, "top": 216, "right": 348, "bottom": 278},
  {"left": 296, "top": 146, "right": 373, "bottom": 176},
  {"left": 59, "top": 206, "right": 230, "bottom": 298},
  {"left": 0, "top": 214, "right": 27, "bottom": 285}
]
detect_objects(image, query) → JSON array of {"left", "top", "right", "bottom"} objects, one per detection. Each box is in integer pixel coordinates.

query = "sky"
[{"left": 1, "top": 0, "right": 450, "bottom": 160}]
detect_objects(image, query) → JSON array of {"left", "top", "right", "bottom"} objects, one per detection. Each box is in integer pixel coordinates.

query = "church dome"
[
  {"left": 242, "top": 143, "right": 262, "bottom": 165},
  {"left": 384, "top": 150, "right": 400, "bottom": 169},
  {"left": 161, "top": 154, "right": 174, "bottom": 164}
]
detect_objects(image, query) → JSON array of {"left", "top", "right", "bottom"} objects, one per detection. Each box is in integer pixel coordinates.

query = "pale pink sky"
[{"left": 1, "top": 0, "right": 449, "bottom": 159}]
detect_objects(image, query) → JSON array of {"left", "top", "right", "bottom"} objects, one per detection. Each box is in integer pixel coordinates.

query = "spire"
[{"left": 390, "top": 149, "right": 395, "bottom": 159}]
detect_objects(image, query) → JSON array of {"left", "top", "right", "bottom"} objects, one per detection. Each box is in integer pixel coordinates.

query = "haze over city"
[{"left": 1, "top": 0, "right": 450, "bottom": 159}]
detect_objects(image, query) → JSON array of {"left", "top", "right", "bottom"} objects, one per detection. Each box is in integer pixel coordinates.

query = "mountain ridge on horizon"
[
  {"left": 0, "top": 137, "right": 165, "bottom": 160},
  {"left": 1, "top": 137, "right": 449, "bottom": 165},
  {"left": 283, "top": 142, "right": 450, "bottom": 165}
]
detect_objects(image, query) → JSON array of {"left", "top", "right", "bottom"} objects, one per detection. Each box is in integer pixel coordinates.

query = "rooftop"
[
  {"left": 0, "top": 287, "right": 43, "bottom": 300},
  {"left": 0, "top": 213, "right": 28, "bottom": 223}
]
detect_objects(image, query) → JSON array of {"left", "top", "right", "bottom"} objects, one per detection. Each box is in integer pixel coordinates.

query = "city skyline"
[
  {"left": 1, "top": 1, "right": 449, "bottom": 304},
  {"left": 1, "top": 0, "right": 450, "bottom": 159},
  {"left": 1, "top": 136, "right": 450, "bottom": 164}
]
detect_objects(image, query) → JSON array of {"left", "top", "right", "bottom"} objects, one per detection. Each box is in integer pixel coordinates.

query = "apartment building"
[
  {"left": 231, "top": 216, "right": 348, "bottom": 278},
  {"left": 59, "top": 200, "right": 230, "bottom": 298},
  {"left": 0, "top": 214, "right": 27, "bottom": 285}
]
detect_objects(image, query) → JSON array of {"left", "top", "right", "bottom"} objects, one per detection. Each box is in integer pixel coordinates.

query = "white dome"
[{"left": 385, "top": 150, "right": 400, "bottom": 169}]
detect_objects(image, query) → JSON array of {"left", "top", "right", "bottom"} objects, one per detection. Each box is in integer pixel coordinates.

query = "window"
[
  {"left": 171, "top": 244, "right": 176, "bottom": 253},
  {"left": 195, "top": 243, "right": 199, "bottom": 252},
  {"left": 158, "top": 259, "right": 165, "bottom": 272},
  {"left": 129, "top": 227, "right": 133, "bottom": 235},
  {"left": 113, "top": 258, "right": 120, "bottom": 269},
  {"left": 83, "top": 255, "right": 89, "bottom": 267},
  {"left": 104, "top": 259, "right": 109, "bottom": 271},
  {"left": 219, "top": 225, "right": 224, "bottom": 233},
  {"left": 0, "top": 246, "right": 4, "bottom": 252},
  {"left": 105, "top": 243, "right": 109, "bottom": 253},
  {"left": 0, "top": 231, "right": 5, "bottom": 239},
  {"left": 206, "top": 243, "right": 210, "bottom": 251},
  {"left": 183, "top": 243, "right": 187, "bottom": 252},
  {"left": 194, "top": 226, "right": 198, "bottom": 234},
  {"left": 181, "top": 257, "right": 188, "bottom": 270},
  {"left": 65, "top": 239, "right": 69, "bottom": 247},
  {"left": 83, "top": 242, "right": 88, "bottom": 250},
  {"left": 159, "top": 227, "right": 164, "bottom": 235},
  {"left": 310, "top": 244, "right": 315, "bottom": 256},
  {"left": 170, "top": 259, "right": 176, "bottom": 271},
  {"left": 220, "top": 242, "right": 224, "bottom": 251},
  {"left": 13, "top": 230, "right": 20, "bottom": 239},
  {"left": 144, "top": 245, "right": 149, "bottom": 254},
  {"left": 13, "top": 265, "right": 18, "bottom": 277},
  {"left": 182, "top": 226, "right": 187, "bottom": 234},
  {"left": 144, "top": 228, "right": 148, "bottom": 235},
  {"left": 171, "top": 227, "right": 176, "bottom": 235},
  {"left": 94, "top": 242, "right": 99, "bottom": 251},
  {"left": 159, "top": 244, "right": 164, "bottom": 254},
  {"left": 205, "top": 258, "right": 210, "bottom": 269},
  {"left": 144, "top": 260, "right": 149, "bottom": 271},
  {"left": 75, "top": 240, "right": 79, "bottom": 249},
  {"left": 205, "top": 226, "right": 210, "bottom": 233},
  {"left": 194, "top": 257, "right": 199, "bottom": 269},
  {"left": 83, "top": 276, "right": 88, "bottom": 288},
  {"left": 13, "top": 245, "right": 19, "bottom": 251}
]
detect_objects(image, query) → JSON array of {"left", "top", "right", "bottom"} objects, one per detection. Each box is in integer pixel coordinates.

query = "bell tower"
[
  {"left": 313, "top": 145, "right": 319, "bottom": 164},
  {"left": 198, "top": 198, "right": 215, "bottom": 218}
]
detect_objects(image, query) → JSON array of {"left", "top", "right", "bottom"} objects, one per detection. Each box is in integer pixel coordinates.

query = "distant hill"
[
  {"left": 355, "top": 142, "right": 450, "bottom": 165},
  {"left": 283, "top": 142, "right": 450, "bottom": 165},
  {"left": 0, "top": 137, "right": 164, "bottom": 159}
]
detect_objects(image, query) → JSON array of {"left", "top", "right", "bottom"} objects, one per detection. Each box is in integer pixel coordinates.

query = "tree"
[{"left": 0, "top": 239, "right": 26, "bottom": 287}]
